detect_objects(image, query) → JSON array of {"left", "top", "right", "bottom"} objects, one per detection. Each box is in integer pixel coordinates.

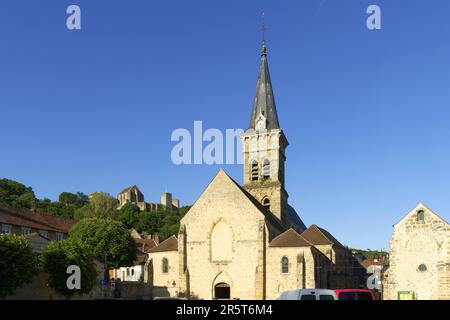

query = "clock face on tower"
[{"left": 256, "top": 119, "right": 265, "bottom": 129}]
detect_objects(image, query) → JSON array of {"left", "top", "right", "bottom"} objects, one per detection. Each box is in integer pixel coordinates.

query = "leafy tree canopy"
[
  {"left": 69, "top": 218, "right": 137, "bottom": 268},
  {"left": 118, "top": 203, "right": 140, "bottom": 228},
  {"left": 0, "top": 234, "right": 36, "bottom": 298},
  {"left": 74, "top": 192, "right": 119, "bottom": 220},
  {"left": 135, "top": 206, "right": 191, "bottom": 239},
  {"left": 40, "top": 239, "right": 98, "bottom": 299},
  {"left": 58, "top": 192, "right": 89, "bottom": 208},
  {"left": 347, "top": 247, "right": 388, "bottom": 260},
  {"left": 0, "top": 178, "right": 36, "bottom": 209}
]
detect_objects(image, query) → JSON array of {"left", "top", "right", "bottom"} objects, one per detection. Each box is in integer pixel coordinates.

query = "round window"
[{"left": 418, "top": 264, "right": 427, "bottom": 272}]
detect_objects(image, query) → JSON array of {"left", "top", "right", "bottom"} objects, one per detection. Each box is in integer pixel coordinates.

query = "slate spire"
[{"left": 248, "top": 41, "right": 280, "bottom": 130}]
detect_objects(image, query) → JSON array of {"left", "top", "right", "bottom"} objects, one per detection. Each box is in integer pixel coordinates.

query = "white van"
[{"left": 276, "top": 289, "right": 337, "bottom": 300}]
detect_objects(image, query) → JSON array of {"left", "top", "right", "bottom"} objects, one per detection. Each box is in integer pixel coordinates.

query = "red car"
[{"left": 334, "top": 289, "right": 376, "bottom": 300}]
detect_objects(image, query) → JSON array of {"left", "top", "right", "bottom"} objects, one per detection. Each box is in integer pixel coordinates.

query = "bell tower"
[{"left": 240, "top": 40, "right": 289, "bottom": 225}]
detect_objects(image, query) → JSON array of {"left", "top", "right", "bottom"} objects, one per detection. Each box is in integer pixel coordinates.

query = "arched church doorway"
[{"left": 214, "top": 283, "right": 230, "bottom": 299}]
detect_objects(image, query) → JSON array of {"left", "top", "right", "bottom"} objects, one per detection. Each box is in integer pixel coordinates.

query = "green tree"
[
  {"left": 179, "top": 205, "right": 191, "bottom": 218},
  {"left": 135, "top": 206, "right": 192, "bottom": 238},
  {"left": 37, "top": 192, "right": 89, "bottom": 219},
  {"left": 159, "top": 211, "right": 182, "bottom": 238},
  {"left": 74, "top": 205, "right": 90, "bottom": 221},
  {"left": 69, "top": 218, "right": 136, "bottom": 268},
  {"left": 118, "top": 203, "right": 140, "bottom": 228},
  {"left": 0, "top": 234, "right": 36, "bottom": 298},
  {"left": 0, "top": 178, "right": 36, "bottom": 209},
  {"left": 58, "top": 192, "right": 88, "bottom": 208},
  {"left": 40, "top": 239, "right": 98, "bottom": 299},
  {"left": 36, "top": 199, "right": 77, "bottom": 219},
  {"left": 136, "top": 210, "right": 164, "bottom": 235},
  {"left": 74, "top": 192, "right": 118, "bottom": 220}
]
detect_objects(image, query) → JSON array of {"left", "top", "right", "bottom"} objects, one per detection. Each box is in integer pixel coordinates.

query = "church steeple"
[
  {"left": 241, "top": 34, "right": 289, "bottom": 226},
  {"left": 248, "top": 42, "right": 280, "bottom": 130}
]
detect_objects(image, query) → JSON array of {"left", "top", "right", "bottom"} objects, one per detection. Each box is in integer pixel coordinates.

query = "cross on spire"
[{"left": 260, "top": 10, "right": 268, "bottom": 55}]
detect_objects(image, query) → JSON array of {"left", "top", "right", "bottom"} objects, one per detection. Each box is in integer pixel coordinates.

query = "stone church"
[
  {"left": 383, "top": 203, "right": 449, "bottom": 300},
  {"left": 145, "top": 41, "right": 363, "bottom": 299}
]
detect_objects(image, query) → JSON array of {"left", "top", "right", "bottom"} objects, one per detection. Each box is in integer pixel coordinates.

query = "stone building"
[
  {"left": 383, "top": 203, "right": 450, "bottom": 300},
  {"left": 117, "top": 185, "right": 180, "bottom": 212},
  {"left": 144, "top": 41, "right": 363, "bottom": 300}
]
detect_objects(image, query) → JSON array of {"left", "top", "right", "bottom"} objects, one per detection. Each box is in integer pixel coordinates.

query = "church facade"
[
  {"left": 383, "top": 203, "right": 449, "bottom": 300},
  {"left": 145, "top": 42, "right": 363, "bottom": 300}
]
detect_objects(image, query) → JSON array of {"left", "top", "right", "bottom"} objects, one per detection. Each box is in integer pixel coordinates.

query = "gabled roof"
[
  {"left": 0, "top": 205, "right": 76, "bottom": 233},
  {"left": 148, "top": 235, "right": 178, "bottom": 253},
  {"left": 118, "top": 185, "right": 141, "bottom": 195},
  {"left": 393, "top": 202, "right": 449, "bottom": 227},
  {"left": 301, "top": 224, "right": 343, "bottom": 247},
  {"left": 183, "top": 169, "right": 285, "bottom": 233},
  {"left": 269, "top": 228, "right": 313, "bottom": 247},
  {"left": 248, "top": 42, "right": 280, "bottom": 130},
  {"left": 135, "top": 238, "right": 157, "bottom": 253}
]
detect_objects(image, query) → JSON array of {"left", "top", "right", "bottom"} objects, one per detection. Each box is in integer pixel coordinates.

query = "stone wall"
[
  {"left": 266, "top": 247, "right": 317, "bottom": 299},
  {"left": 384, "top": 204, "right": 449, "bottom": 300},
  {"left": 147, "top": 250, "right": 179, "bottom": 298}
]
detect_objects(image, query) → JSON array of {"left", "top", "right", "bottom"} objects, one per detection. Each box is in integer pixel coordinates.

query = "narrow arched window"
[
  {"left": 263, "top": 159, "right": 270, "bottom": 179},
  {"left": 162, "top": 258, "right": 169, "bottom": 273},
  {"left": 251, "top": 160, "right": 259, "bottom": 181},
  {"left": 281, "top": 256, "right": 289, "bottom": 274},
  {"left": 262, "top": 198, "right": 270, "bottom": 211},
  {"left": 417, "top": 210, "right": 425, "bottom": 222}
]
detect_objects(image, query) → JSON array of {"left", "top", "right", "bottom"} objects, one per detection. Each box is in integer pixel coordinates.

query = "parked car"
[
  {"left": 277, "top": 289, "right": 338, "bottom": 300},
  {"left": 334, "top": 289, "right": 376, "bottom": 300}
]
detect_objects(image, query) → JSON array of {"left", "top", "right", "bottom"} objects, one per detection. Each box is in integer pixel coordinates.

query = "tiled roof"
[
  {"left": 135, "top": 238, "right": 157, "bottom": 253},
  {"left": 0, "top": 205, "right": 76, "bottom": 233},
  {"left": 148, "top": 235, "right": 178, "bottom": 253},
  {"left": 301, "top": 224, "right": 343, "bottom": 247},
  {"left": 360, "top": 259, "right": 386, "bottom": 269},
  {"left": 269, "top": 228, "right": 313, "bottom": 247}
]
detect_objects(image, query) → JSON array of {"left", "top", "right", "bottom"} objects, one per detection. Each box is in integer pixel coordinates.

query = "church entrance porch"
[{"left": 214, "top": 283, "right": 230, "bottom": 299}]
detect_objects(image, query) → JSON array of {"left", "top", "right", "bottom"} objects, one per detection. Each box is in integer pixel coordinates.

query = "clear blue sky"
[{"left": 1, "top": 0, "right": 449, "bottom": 250}]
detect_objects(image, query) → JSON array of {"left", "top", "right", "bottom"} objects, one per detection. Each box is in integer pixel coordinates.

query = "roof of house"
[
  {"left": 301, "top": 224, "right": 343, "bottom": 247},
  {"left": 135, "top": 238, "right": 157, "bottom": 253},
  {"left": 148, "top": 235, "right": 178, "bottom": 253},
  {"left": 360, "top": 258, "right": 387, "bottom": 269},
  {"left": 0, "top": 205, "right": 76, "bottom": 233},
  {"left": 269, "top": 228, "right": 313, "bottom": 247}
]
